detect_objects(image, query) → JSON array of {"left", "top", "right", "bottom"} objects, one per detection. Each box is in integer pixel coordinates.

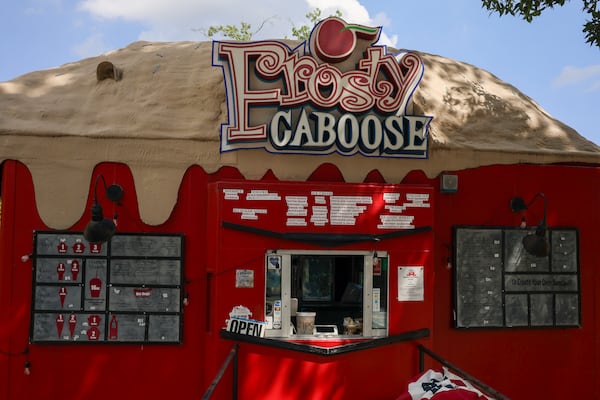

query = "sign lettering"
[
  {"left": 226, "top": 317, "right": 266, "bottom": 337},
  {"left": 213, "top": 17, "right": 432, "bottom": 158}
]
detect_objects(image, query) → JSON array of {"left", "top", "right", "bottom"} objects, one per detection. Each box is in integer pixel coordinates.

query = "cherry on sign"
[{"left": 312, "top": 17, "right": 380, "bottom": 62}]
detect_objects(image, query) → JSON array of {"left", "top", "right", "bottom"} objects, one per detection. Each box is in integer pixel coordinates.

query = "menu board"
[
  {"left": 31, "top": 232, "right": 184, "bottom": 343},
  {"left": 454, "top": 227, "right": 579, "bottom": 329},
  {"left": 217, "top": 182, "right": 434, "bottom": 235}
]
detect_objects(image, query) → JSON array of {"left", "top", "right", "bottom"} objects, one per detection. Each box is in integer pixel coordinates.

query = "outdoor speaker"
[{"left": 440, "top": 174, "right": 458, "bottom": 193}]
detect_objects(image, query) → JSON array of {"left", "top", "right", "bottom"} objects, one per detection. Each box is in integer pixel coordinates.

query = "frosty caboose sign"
[{"left": 212, "top": 17, "right": 432, "bottom": 158}]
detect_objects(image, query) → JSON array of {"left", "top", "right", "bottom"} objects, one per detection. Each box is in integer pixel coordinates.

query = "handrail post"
[
  {"left": 419, "top": 344, "right": 424, "bottom": 372},
  {"left": 202, "top": 344, "right": 240, "bottom": 400},
  {"left": 416, "top": 344, "right": 510, "bottom": 400},
  {"left": 232, "top": 345, "right": 238, "bottom": 400}
]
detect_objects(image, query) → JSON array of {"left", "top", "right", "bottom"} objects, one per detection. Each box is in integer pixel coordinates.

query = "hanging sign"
[
  {"left": 225, "top": 305, "right": 266, "bottom": 337},
  {"left": 213, "top": 17, "right": 432, "bottom": 158},
  {"left": 226, "top": 317, "right": 266, "bottom": 337}
]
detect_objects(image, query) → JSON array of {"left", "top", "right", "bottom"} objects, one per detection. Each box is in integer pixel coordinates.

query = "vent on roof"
[{"left": 96, "top": 61, "right": 122, "bottom": 81}]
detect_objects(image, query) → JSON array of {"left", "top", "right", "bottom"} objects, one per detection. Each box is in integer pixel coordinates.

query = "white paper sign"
[
  {"left": 373, "top": 288, "right": 381, "bottom": 312},
  {"left": 397, "top": 266, "right": 424, "bottom": 301},
  {"left": 236, "top": 269, "right": 254, "bottom": 288}
]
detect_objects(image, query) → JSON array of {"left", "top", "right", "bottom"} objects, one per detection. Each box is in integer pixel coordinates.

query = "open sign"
[{"left": 226, "top": 317, "right": 266, "bottom": 337}]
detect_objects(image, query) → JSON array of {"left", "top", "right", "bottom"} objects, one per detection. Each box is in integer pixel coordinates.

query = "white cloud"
[
  {"left": 306, "top": 0, "right": 369, "bottom": 22},
  {"left": 79, "top": 0, "right": 208, "bottom": 21},
  {"left": 552, "top": 64, "right": 600, "bottom": 89},
  {"left": 78, "top": 0, "right": 310, "bottom": 41},
  {"left": 305, "top": 0, "right": 397, "bottom": 47},
  {"left": 77, "top": 0, "right": 396, "bottom": 45}
]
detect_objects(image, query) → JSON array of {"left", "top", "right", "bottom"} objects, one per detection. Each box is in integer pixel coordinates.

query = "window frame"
[{"left": 265, "top": 249, "right": 388, "bottom": 338}]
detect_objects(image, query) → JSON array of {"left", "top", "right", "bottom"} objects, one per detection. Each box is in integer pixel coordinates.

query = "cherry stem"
[{"left": 341, "top": 25, "right": 379, "bottom": 35}]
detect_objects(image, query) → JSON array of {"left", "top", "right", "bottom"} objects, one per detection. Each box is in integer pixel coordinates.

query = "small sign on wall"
[
  {"left": 397, "top": 266, "right": 424, "bottom": 301},
  {"left": 236, "top": 269, "right": 254, "bottom": 288}
]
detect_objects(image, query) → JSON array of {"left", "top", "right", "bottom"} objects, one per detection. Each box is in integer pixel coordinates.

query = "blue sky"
[{"left": 1, "top": 0, "right": 599, "bottom": 145}]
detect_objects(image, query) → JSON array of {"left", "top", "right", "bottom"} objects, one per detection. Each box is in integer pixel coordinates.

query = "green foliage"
[
  {"left": 482, "top": 0, "right": 600, "bottom": 48},
  {"left": 290, "top": 8, "right": 342, "bottom": 41},
  {"left": 206, "top": 22, "right": 254, "bottom": 41},
  {"left": 204, "top": 8, "right": 342, "bottom": 41},
  {"left": 583, "top": 1, "right": 600, "bottom": 47}
]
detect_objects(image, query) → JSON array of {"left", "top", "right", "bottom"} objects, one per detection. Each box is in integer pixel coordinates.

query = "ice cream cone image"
[{"left": 58, "top": 287, "right": 67, "bottom": 308}]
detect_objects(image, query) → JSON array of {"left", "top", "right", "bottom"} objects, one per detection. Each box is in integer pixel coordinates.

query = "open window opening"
[{"left": 265, "top": 250, "right": 388, "bottom": 339}]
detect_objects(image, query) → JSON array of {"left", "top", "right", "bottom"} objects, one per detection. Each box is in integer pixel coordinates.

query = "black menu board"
[
  {"left": 30, "top": 231, "right": 184, "bottom": 343},
  {"left": 454, "top": 227, "right": 579, "bottom": 329}
]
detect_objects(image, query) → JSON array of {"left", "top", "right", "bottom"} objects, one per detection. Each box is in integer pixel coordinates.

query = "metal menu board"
[
  {"left": 31, "top": 232, "right": 184, "bottom": 343},
  {"left": 454, "top": 227, "right": 579, "bottom": 329}
]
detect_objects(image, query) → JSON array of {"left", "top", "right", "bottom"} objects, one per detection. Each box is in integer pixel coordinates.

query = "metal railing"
[
  {"left": 202, "top": 335, "right": 510, "bottom": 400},
  {"left": 220, "top": 327, "right": 430, "bottom": 356},
  {"left": 203, "top": 329, "right": 429, "bottom": 399},
  {"left": 418, "top": 344, "right": 510, "bottom": 400},
  {"left": 202, "top": 344, "right": 239, "bottom": 400}
]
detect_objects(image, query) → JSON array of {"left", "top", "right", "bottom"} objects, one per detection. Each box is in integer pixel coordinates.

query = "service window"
[{"left": 265, "top": 250, "right": 388, "bottom": 338}]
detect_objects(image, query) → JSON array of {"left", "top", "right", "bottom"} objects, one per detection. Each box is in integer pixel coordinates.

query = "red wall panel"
[
  {"left": 1, "top": 160, "right": 599, "bottom": 400},
  {"left": 432, "top": 164, "right": 600, "bottom": 399}
]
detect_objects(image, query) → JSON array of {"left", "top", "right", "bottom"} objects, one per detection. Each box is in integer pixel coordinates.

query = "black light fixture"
[
  {"left": 510, "top": 192, "right": 549, "bottom": 257},
  {"left": 23, "top": 345, "right": 31, "bottom": 376},
  {"left": 83, "top": 174, "right": 124, "bottom": 244}
]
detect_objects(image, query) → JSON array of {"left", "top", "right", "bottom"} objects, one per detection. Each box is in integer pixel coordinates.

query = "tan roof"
[{"left": 1, "top": 40, "right": 598, "bottom": 229}]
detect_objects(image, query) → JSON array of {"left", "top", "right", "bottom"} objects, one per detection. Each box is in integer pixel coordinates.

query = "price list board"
[
  {"left": 454, "top": 227, "right": 580, "bottom": 329},
  {"left": 30, "top": 231, "right": 184, "bottom": 343}
]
